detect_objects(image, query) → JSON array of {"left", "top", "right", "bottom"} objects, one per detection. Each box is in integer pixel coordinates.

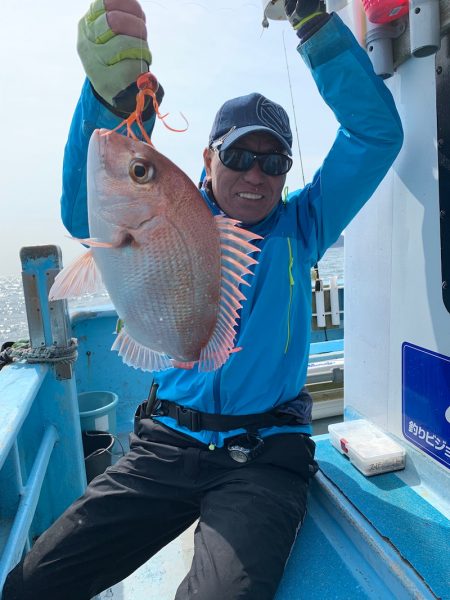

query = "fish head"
[{"left": 87, "top": 129, "right": 188, "bottom": 242}]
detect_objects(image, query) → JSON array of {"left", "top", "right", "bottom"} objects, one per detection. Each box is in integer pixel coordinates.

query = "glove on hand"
[
  {"left": 78, "top": 0, "right": 151, "bottom": 107},
  {"left": 284, "top": 0, "right": 325, "bottom": 30}
]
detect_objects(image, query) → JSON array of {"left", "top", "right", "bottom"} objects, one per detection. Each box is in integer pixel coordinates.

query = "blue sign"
[{"left": 402, "top": 342, "right": 450, "bottom": 470}]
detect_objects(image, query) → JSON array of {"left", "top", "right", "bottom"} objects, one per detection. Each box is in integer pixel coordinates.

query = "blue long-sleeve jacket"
[{"left": 61, "top": 15, "right": 403, "bottom": 447}]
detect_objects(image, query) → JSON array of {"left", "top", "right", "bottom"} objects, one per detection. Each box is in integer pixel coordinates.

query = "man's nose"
[{"left": 243, "top": 161, "right": 264, "bottom": 185}]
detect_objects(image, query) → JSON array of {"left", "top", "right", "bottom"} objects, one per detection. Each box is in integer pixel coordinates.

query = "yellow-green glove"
[{"left": 77, "top": 0, "right": 152, "bottom": 107}]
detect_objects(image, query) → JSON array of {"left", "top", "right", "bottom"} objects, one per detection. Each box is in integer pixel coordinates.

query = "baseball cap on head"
[{"left": 209, "top": 93, "right": 293, "bottom": 155}]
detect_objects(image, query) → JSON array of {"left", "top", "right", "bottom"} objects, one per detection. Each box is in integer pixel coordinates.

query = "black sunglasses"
[{"left": 215, "top": 147, "right": 293, "bottom": 177}]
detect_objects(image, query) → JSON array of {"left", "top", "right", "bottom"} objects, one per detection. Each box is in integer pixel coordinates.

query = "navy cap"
[{"left": 209, "top": 93, "right": 293, "bottom": 155}]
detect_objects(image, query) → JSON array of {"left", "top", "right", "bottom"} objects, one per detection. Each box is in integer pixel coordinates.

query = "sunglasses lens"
[
  {"left": 219, "top": 148, "right": 254, "bottom": 171},
  {"left": 260, "top": 154, "right": 292, "bottom": 176},
  {"left": 219, "top": 148, "right": 292, "bottom": 176}
]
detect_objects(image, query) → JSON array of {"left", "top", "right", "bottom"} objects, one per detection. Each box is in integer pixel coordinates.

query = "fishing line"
[
  {"left": 282, "top": 30, "right": 305, "bottom": 188},
  {"left": 281, "top": 32, "right": 323, "bottom": 289},
  {"left": 140, "top": 40, "right": 144, "bottom": 75}
]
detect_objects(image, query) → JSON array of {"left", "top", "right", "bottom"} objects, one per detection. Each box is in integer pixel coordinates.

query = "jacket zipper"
[
  {"left": 285, "top": 237, "right": 295, "bottom": 354},
  {"left": 210, "top": 369, "right": 221, "bottom": 448}
]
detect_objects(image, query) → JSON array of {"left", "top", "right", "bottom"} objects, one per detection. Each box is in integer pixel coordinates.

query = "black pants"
[{"left": 3, "top": 416, "right": 317, "bottom": 600}]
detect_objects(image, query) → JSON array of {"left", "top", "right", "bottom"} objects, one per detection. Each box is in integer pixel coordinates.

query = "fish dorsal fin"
[
  {"left": 198, "top": 216, "right": 262, "bottom": 372},
  {"left": 48, "top": 251, "right": 105, "bottom": 300},
  {"left": 112, "top": 328, "right": 173, "bottom": 372}
]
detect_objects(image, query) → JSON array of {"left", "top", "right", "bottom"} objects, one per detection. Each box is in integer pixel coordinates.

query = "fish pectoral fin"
[
  {"left": 48, "top": 251, "right": 105, "bottom": 300},
  {"left": 111, "top": 329, "right": 173, "bottom": 372},
  {"left": 198, "top": 216, "right": 262, "bottom": 372}
]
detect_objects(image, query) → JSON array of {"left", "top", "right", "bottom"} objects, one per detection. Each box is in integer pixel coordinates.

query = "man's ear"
[{"left": 203, "top": 147, "right": 213, "bottom": 178}]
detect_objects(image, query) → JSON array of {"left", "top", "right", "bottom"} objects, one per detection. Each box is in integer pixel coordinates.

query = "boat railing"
[
  {"left": 0, "top": 246, "right": 86, "bottom": 590},
  {"left": 311, "top": 280, "right": 344, "bottom": 337}
]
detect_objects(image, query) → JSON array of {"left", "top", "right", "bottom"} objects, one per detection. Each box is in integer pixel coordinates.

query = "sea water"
[{"left": 0, "top": 246, "right": 344, "bottom": 346}]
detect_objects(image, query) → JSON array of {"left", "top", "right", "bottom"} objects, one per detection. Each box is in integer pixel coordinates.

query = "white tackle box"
[{"left": 328, "top": 419, "right": 406, "bottom": 476}]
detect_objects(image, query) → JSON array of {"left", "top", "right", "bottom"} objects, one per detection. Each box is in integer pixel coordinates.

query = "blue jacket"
[{"left": 61, "top": 15, "right": 403, "bottom": 447}]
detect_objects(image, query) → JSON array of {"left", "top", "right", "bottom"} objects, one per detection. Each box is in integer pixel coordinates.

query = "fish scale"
[{"left": 100, "top": 230, "right": 215, "bottom": 358}]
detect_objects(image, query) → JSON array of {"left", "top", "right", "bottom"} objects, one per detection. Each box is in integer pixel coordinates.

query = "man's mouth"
[{"left": 237, "top": 192, "right": 264, "bottom": 200}]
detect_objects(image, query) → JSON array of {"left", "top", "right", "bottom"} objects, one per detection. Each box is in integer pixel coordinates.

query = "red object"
[
  {"left": 362, "top": 0, "right": 409, "bottom": 23},
  {"left": 136, "top": 71, "right": 158, "bottom": 92},
  {"left": 340, "top": 438, "right": 349, "bottom": 454}
]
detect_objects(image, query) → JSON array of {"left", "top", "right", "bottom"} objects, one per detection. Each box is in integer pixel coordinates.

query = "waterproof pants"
[{"left": 3, "top": 419, "right": 317, "bottom": 600}]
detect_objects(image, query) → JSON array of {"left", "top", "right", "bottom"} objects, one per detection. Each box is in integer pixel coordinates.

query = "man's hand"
[
  {"left": 78, "top": 0, "right": 152, "bottom": 108},
  {"left": 284, "top": 0, "right": 325, "bottom": 30}
]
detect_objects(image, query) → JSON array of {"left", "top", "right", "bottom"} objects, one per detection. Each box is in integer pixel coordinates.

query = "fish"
[{"left": 49, "top": 129, "right": 262, "bottom": 372}]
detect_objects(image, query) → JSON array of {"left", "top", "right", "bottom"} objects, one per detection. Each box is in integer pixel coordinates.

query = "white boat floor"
[{"left": 96, "top": 523, "right": 196, "bottom": 599}]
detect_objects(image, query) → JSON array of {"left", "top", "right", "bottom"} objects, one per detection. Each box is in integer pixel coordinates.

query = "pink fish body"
[{"left": 49, "top": 130, "right": 261, "bottom": 372}]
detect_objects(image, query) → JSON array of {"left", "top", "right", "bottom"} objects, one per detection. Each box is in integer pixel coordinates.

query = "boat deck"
[
  {"left": 96, "top": 435, "right": 449, "bottom": 600},
  {"left": 2, "top": 252, "right": 448, "bottom": 600}
]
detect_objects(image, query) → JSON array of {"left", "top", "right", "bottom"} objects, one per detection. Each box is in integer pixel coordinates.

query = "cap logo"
[{"left": 256, "top": 97, "right": 291, "bottom": 141}]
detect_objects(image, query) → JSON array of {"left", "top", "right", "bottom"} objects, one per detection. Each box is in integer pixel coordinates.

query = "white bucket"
[{"left": 78, "top": 391, "right": 118, "bottom": 435}]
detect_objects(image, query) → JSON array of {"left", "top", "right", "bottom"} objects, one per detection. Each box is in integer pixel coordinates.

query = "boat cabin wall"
[{"left": 344, "top": 7, "right": 450, "bottom": 501}]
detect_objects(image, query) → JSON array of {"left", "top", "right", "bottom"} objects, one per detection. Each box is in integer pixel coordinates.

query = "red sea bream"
[{"left": 49, "top": 130, "right": 261, "bottom": 372}]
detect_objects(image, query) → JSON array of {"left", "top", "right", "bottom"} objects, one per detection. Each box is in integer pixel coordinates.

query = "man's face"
[{"left": 203, "top": 132, "right": 288, "bottom": 225}]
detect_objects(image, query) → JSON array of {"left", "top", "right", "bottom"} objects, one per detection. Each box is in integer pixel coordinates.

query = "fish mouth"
[
  {"left": 88, "top": 129, "right": 109, "bottom": 172},
  {"left": 89, "top": 129, "right": 126, "bottom": 167}
]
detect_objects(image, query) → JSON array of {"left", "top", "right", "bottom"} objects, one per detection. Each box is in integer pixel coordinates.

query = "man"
[{"left": 2, "top": 0, "right": 403, "bottom": 599}]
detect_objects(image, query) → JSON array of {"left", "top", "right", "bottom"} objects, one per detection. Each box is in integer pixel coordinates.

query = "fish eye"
[{"left": 129, "top": 159, "right": 155, "bottom": 183}]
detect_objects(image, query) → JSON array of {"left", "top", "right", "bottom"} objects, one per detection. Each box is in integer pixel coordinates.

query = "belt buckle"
[
  {"left": 151, "top": 399, "right": 166, "bottom": 417},
  {"left": 176, "top": 405, "right": 201, "bottom": 432}
]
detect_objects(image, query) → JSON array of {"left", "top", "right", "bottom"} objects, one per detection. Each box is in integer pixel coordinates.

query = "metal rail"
[
  {"left": 0, "top": 366, "right": 47, "bottom": 472},
  {"left": 0, "top": 426, "right": 59, "bottom": 588},
  {"left": 0, "top": 246, "right": 86, "bottom": 594}
]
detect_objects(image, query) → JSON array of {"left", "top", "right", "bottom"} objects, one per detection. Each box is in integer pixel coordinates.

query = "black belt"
[{"left": 145, "top": 383, "right": 300, "bottom": 433}]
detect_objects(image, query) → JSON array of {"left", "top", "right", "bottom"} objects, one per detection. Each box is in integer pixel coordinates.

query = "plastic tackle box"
[{"left": 328, "top": 419, "right": 406, "bottom": 476}]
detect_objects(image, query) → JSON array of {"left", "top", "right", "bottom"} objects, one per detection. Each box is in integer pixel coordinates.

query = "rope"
[
  {"left": 83, "top": 431, "right": 126, "bottom": 458},
  {"left": 4, "top": 339, "right": 79, "bottom": 365}
]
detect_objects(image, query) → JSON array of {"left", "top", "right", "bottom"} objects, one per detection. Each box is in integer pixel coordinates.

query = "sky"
[{"left": 0, "top": 0, "right": 343, "bottom": 277}]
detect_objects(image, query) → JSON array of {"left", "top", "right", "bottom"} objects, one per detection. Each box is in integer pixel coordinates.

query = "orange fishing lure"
[{"left": 106, "top": 72, "right": 188, "bottom": 145}]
